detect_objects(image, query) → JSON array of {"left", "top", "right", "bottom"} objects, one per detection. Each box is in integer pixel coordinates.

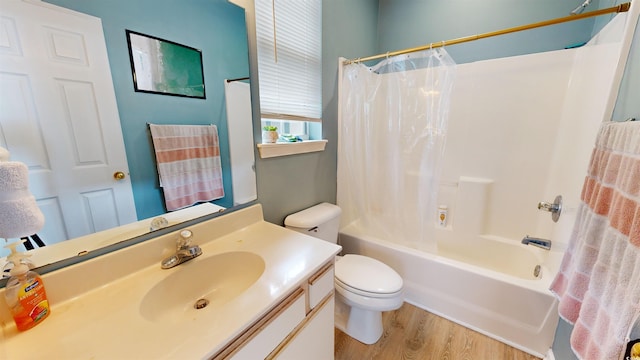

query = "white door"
[{"left": 0, "top": 0, "right": 137, "bottom": 246}]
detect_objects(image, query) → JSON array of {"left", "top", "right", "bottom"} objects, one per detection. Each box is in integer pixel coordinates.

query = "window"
[
  {"left": 255, "top": 0, "right": 322, "bottom": 140},
  {"left": 262, "top": 119, "right": 310, "bottom": 140}
]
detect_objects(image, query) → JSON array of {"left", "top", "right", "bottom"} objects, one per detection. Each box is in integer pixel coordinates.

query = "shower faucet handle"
[{"left": 538, "top": 195, "right": 562, "bottom": 223}]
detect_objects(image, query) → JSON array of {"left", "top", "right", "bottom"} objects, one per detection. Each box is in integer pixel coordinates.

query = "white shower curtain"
[{"left": 338, "top": 49, "right": 456, "bottom": 252}]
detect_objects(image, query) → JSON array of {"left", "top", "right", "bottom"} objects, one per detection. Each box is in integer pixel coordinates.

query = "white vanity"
[{"left": 0, "top": 204, "right": 341, "bottom": 359}]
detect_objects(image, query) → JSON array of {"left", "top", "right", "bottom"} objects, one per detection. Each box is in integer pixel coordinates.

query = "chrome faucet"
[
  {"left": 521, "top": 235, "right": 552, "bottom": 250},
  {"left": 161, "top": 229, "right": 202, "bottom": 269}
]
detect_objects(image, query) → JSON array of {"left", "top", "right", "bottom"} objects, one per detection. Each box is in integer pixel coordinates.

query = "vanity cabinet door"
[
  {"left": 270, "top": 294, "right": 335, "bottom": 360},
  {"left": 230, "top": 290, "right": 305, "bottom": 360}
]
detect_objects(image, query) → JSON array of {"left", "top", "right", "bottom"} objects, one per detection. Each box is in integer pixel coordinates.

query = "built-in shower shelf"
[{"left": 257, "top": 139, "right": 328, "bottom": 158}]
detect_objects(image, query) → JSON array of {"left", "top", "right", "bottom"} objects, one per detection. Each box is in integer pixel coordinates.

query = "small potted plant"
[{"left": 262, "top": 125, "right": 278, "bottom": 144}]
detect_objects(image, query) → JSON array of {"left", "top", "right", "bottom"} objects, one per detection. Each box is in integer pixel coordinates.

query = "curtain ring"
[
  {"left": 441, "top": 40, "right": 445, "bottom": 48},
  {"left": 386, "top": 51, "right": 390, "bottom": 59},
  {"left": 430, "top": 43, "right": 433, "bottom": 50}
]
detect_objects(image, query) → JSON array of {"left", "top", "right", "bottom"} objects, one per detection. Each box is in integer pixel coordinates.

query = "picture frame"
[{"left": 126, "top": 30, "right": 206, "bottom": 99}]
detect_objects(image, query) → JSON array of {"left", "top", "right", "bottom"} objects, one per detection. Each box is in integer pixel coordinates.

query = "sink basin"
[{"left": 140, "top": 251, "right": 265, "bottom": 323}]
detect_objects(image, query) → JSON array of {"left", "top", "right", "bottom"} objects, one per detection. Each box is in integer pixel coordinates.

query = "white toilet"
[{"left": 285, "top": 202, "right": 403, "bottom": 345}]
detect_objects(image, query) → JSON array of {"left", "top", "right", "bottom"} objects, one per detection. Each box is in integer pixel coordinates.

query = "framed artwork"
[{"left": 126, "top": 30, "right": 206, "bottom": 99}]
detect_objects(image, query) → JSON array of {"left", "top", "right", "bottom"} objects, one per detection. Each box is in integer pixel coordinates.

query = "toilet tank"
[{"left": 284, "top": 203, "right": 342, "bottom": 244}]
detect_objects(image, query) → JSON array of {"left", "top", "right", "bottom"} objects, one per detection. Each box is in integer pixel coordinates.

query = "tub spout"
[{"left": 521, "top": 235, "right": 551, "bottom": 250}]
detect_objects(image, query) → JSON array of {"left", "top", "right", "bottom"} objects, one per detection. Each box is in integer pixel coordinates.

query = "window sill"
[{"left": 257, "top": 139, "right": 328, "bottom": 158}]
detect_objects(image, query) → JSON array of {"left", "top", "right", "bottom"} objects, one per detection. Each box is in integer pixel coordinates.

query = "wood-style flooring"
[{"left": 335, "top": 302, "right": 541, "bottom": 360}]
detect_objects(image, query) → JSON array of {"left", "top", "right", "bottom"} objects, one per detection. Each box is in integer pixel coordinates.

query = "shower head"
[{"left": 571, "top": 0, "right": 592, "bottom": 15}]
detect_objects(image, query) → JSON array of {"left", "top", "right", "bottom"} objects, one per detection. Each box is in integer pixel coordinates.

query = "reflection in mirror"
[
  {"left": 126, "top": 30, "right": 206, "bottom": 99},
  {"left": 225, "top": 79, "right": 258, "bottom": 205},
  {"left": 25, "top": 203, "right": 225, "bottom": 270},
  {"left": 0, "top": 0, "right": 254, "bottom": 269}
]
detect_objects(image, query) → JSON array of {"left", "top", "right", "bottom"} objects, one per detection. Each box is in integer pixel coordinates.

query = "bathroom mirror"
[{"left": 0, "top": 0, "right": 255, "bottom": 270}]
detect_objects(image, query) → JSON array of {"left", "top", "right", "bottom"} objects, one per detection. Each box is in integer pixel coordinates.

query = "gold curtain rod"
[{"left": 344, "top": 2, "right": 631, "bottom": 65}]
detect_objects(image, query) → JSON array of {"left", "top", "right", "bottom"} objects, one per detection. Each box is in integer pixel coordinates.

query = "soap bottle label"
[
  {"left": 438, "top": 205, "right": 448, "bottom": 227},
  {"left": 13, "top": 276, "right": 50, "bottom": 331}
]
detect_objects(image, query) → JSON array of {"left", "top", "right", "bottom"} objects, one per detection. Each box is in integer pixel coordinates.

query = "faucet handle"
[
  {"left": 177, "top": 230, "right": 193, "bottom": 248},
  {"left": 538, "top": 195, "right": 562, "bottom": 223},
  {"left": 150, "top": 216, "right": 169, "bottom": 231}
]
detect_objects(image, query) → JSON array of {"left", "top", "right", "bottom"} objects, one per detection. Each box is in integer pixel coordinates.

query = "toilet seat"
[
  {"left": 334, "top": 278, "right": 403, "bottom": 312},
  {"left": 335, "top": 278, "right": 402, "bottom": 298},
  {"left": 335, "top": 254, "right": 403, "bottom": 295}
]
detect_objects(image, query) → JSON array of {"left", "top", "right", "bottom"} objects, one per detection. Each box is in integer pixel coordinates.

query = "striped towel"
[
  {"left": 549, "top": 121, "right": 640, "bottom": 360},
  {"left": 149, "top": 124, "right": 224, "bottom": 211}
]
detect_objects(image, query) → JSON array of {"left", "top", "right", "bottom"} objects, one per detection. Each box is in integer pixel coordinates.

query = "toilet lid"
[{"left": 335, "top": 254, "right": 403, "bottom": 294}]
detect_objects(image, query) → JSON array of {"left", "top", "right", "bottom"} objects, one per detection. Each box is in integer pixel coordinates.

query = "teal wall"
[
  {"left": 44, "top": 0, "right": 249, "bottom": 219},
  {"left": 613, "top": 18, "right": 640, "bottom": 122},
  {"left": 377, "top": 0, "right": 598, "bottom": 64}
]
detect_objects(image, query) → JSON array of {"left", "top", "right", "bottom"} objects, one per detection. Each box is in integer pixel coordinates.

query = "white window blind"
[{"left": 255, "top": 0, "right": 322, "bottom": 122}]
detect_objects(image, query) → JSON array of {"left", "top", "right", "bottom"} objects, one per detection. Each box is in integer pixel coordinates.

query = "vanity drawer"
[
  {"left": 222, "top": 289, "right": 306, "bottom": 360},
  {"left": 308, "top": 263, "right": 334, "bottom": 310}
]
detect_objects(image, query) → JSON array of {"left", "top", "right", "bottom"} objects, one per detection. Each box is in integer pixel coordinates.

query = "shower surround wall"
[
  {"left": 438, "top": 50, "right": 572, "bottom": 243},
  {"left": 439, "top": 53, "right": 580, "bottom": 246},
  {"left": 439, "top": 13, "right": 627, "bottom": 248},
  {"left": 340, "top": 50, "right": 577, "bottom": 244},
  {"left": 338, "top": 13, "right": 629, "bottom": 357},
  {"left": 340, "top": 13, "right": 628, "bottom": 249}
]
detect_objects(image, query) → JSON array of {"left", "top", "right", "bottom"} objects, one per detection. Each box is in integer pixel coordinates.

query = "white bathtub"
[{"left": 339, "top": 221, "right": 562, "bottom": 357}]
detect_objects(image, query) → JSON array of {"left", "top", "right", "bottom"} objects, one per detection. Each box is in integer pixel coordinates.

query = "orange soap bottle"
[{"left": 3, "top": 241, "right": 50, "bottom": 331}]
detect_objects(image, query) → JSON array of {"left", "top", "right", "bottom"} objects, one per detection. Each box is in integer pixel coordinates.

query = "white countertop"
[{"left": 0, "top": 204, "right": 341, "bottom": 359}]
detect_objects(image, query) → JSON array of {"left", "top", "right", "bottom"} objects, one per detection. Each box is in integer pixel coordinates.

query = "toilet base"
[{"left": 335, "top": 294, "right": 384, "bottom": 345}]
